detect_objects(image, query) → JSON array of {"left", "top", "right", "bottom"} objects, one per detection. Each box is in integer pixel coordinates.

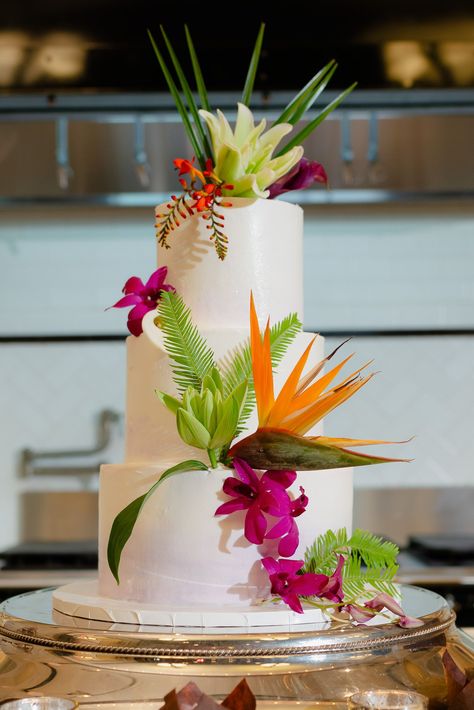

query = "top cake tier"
[{"left": 157, "top": 197, "right": 304, "bottom": 328}]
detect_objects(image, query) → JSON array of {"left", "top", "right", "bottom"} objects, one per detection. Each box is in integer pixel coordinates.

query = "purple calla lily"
[
  {"left": 110, "top": 267, "right": 175, "bottom": 336},
  {"left": 268, "top": 158, "right": 328, "bottom": 198}
]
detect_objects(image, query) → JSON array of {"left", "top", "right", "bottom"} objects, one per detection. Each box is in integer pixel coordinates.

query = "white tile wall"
[{"left": 0, "top": 202, "right": 473, "bottom": 546}]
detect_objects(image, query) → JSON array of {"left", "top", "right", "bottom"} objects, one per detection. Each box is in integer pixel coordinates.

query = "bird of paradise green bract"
[{"left": 229, "top": 295, "right": 409, "bottom": 470}]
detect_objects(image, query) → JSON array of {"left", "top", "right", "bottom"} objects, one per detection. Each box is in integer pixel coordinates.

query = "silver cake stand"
[{"left": 0, "top": 586, "right": 473, "bottom": 708}]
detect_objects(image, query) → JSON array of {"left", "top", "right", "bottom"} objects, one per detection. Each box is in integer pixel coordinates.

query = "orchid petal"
[
  {"left": 244, "top": 505, "right": 267, "bottom": 544},
  {"left": 123, "top": 276, "right": 144, "bottom": 294},
  {"left": 145, "top": 266, "right": 168, "bottom": 291},
  {"left": 111, "top": 294, "right": 143, "bottom": 309},
  {"left": 292, "top": 572, "right": 329, "bottom": 597},
  {"left": 345, "top": 604, "right": 376, "bottom": 623},
  {"left": 365, "top": 592, "right": 404, "bottom": 616},
  {"left": 261, "top": 557, "right": 280, "bottom": 576},
  {"left": 264, "top": 470, "right": 297, "bottom": 489},
  {"left": 265, "top": 517, "right": 292, "bottom": 540},
  {"left": 215, "top": 499, "right": 248, "bottom": 515},
  {"left": 233, "top": 457, "right": 259, "bottom": 488},
  {"left": 283, "top": 592, "right": 303, "bottom": 614},
  {"left": 399, "top": 615, "right": 424, "bottom": 628}
]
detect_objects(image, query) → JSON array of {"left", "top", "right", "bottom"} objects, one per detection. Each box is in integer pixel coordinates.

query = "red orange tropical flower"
[{"left": 229, "top": 294, "right": 408, "bottom": 470}]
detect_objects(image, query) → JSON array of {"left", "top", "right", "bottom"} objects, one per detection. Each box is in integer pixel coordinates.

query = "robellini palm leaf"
[
  {"left": 303, "top": 528, "right": 399, "bottom": 600},
  {"left": 157, "top": 291, "right": 216, "bottom": 394},
  {"left": 219, "top": 312, "right": 302, "bottom": 433}
]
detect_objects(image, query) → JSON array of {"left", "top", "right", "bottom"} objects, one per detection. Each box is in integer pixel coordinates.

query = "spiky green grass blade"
[
  {"left": 158, "top": 291, "right": 216, "bottom": 394},
  {"left": 273, "top": 59, "right": 336, "bottom": 126},
  {"left": 147, "top": 29, "right": 205, "bottom": 168},
  {"left": 277, "top": 82, "right": 357, "bottom": 156},
  {"left": 160, "top": 26, "right": 212, "bottom": 158},
  {"left": 241, "top": 23, "right": 265, "bottom": 106},
  {"left": 185, "top": 24, "right": 211, "bottom": 112}
]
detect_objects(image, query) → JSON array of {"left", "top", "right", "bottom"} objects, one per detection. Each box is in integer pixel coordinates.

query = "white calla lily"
[{"left": 199, "top": 103, "right": 303, "bottom": 199}]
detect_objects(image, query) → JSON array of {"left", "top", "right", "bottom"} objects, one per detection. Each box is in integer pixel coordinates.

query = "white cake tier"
[
  {"left": 125, "top": 313, "right": 325, "bottom": 463},
  {"left": 156, "top": 197, "right": 304, "bottom": 329},
  {"left": 98, "top": 463, "right": 353, "bottom": 606}
]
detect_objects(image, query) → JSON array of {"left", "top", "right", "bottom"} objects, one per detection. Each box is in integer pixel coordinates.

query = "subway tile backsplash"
[{"left": 1, "top": 202, "right": 473, "bottom": 547}]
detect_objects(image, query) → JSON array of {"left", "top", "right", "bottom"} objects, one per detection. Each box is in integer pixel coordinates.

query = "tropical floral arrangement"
[
  {"left": 107, "top": 284, "right": 417, "bottom": 626},
  {"left": 149, "top": 24, "right": 356, "bottom": 259}
]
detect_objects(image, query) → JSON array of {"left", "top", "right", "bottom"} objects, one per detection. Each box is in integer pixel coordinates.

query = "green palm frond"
[
  {"left": 342, "top": 556, "right": 399, "bottom": 599},
  {"left": 303, "top": 528, "right": 399, "bottom": 601},
  {"left": 348, "top": 528, "right": 399, "bottom": 568},
  {"left": 157, "top": 291, "right": 216, "bottom": 394},
  {"left": 304, "top": 528, "right": 350, "bottom": 575},
  {"left": 219, "top": 312, "right": 302, "bottom": 434}
]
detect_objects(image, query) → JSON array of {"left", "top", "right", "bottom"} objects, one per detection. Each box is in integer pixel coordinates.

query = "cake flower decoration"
[
  {"left": 261, "top": 557, "right": 342, "bottom": 615},
  {"left": 107, "top": 290, "right": 409, "bottom": 594},
  {"left": 109, "top": 266, "right": 175, "bottom": 336},
  {"left": 214, "top": 458, "right": 301, "bottom": 547},
  {"left": 148, "top": 24, "right": 356, "bottom": 258},
  {"left": 229, "top": 294, "right": 408, "bottom": 470}
]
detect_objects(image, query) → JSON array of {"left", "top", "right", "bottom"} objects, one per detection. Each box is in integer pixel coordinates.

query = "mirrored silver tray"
[{"left": 0, "top": 586, "right": 473, "bottom": 708}]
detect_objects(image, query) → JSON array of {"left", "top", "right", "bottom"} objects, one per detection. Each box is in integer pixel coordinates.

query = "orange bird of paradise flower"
[{"left": 229, "top": 294, "right": 409, "bottom": 470}]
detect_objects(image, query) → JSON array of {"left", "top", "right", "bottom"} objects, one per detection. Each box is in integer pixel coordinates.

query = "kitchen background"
[{"left": 0, "top": 1, "right": 474, "bottom": 561}]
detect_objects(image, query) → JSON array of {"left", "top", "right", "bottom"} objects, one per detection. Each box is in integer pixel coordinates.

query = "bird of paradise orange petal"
[{"left": 229, "top": 293, "right": 410, "bottom": 470}]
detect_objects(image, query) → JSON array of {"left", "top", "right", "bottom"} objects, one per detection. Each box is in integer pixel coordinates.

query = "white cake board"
[{"left": 53, "top": 580, "right": 329, "bottom": 629}]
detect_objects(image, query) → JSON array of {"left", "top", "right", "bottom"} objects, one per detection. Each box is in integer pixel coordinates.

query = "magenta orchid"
[
  {"left": 262, "top": 557, "right": 334, "bottom": 614},
  {"left": 364, "top": 592, "right": 424, "bottom": 628},
  {"left": 268, "top": 158, "right": 328, "bottom": 198},
  {"left": 265, "top": 486, "right": 309, "bottom": 557},
  {"left": 343, "top": 592, "right": 423, "bottom": 628},
  {"left": 110, "top": 267, "right": 175, "bottom": 336},
  {"left": 215, "top": 458, "right": 297, "bottom": 545}
]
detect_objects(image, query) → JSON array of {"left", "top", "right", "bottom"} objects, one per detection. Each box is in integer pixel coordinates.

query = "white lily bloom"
[{"left": 199, "top": 103, "right": 304, "bottom": 198}]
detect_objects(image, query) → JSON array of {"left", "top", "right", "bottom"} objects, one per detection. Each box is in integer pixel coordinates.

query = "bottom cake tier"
[{"left": 98, "top": 463, "right": 353, "bottom": 608}]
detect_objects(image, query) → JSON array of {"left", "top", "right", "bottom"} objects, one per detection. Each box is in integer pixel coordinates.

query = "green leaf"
[
  {"left": 177, "top": 407, "right": 211, "bottom": 448},
  {"left": 303, "top": 528, "right": 399, "bottom": 600},
  {"left": 220, "top": 312, "right": 302, "bottom": 434},
  {"left": 160, "top": 26, "right": 212, "bottom": 159},
  {"left": 276, "top": 82, "right": 357, "bottom": 157},
  {"left": 184, "top": 24, "right": 211, "bottom": 112},
  {"left": 107, "top": 459, "right": 208, "bottom": 583},
  {"left": 158, "top": 291, "right": 216, "bottom": 395},
  {"left": 241, "top": 23, "right": 265, "bottom": 106},
  {"left": 147, "top": 29, "right": 205, "bottom": 168},
  {"left": 156, "top": 390, "right": 181, "bottom": 415},
  {"left": 229, "top": 428, "right": 404, "bottom": 470},
  {"left": 272, "top": 59, "right": 336, "bottom": 126}
]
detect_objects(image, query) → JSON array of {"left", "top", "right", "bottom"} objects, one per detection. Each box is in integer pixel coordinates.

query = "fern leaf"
[
  {"left": 157, "top": 291, "right": 216, "bottom": 394},
  {"left": 304, "top": 528, "right": 350, "bottom": 575},
  {"left": 219, "top": 312, "right": 302, "bottom": 434},
  {"left": 347, "top": 529, "right": 400, "bottom": 568},
  {"left": 342, "top": 556, "right": 399, "bottom": 599},
  {"left": 303, "top": 527, "right": 399, "bottom": 602}
]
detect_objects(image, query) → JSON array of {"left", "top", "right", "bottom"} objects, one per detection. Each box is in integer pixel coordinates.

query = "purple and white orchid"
[{"left": 110, "top": 266, "right": 175, "bottom": 336}]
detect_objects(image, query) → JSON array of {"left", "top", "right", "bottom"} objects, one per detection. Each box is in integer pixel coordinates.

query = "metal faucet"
[{"left": 19, "top": 409, "right": 122, "bottom": 478}]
